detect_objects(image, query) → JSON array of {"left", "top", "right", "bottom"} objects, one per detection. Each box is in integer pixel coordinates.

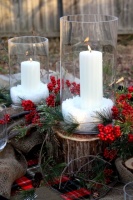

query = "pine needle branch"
[
  {"left": 37, "top": 105, "right": 79, "bottom": 134},
  {"left": 94, "top": 109, "right": 113, "bottom": 125}
]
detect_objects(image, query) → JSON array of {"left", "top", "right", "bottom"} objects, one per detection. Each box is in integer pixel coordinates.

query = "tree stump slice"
[{"left": 52, "top": 127, "right": 103, "bottom": 172}]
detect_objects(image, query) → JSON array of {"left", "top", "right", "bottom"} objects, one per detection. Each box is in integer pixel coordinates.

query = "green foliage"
[
  {"left": 13, "top": 189, "right": 36, "bottom": 200},
  {"left": 41, "top": 157, "right": 66, "bottom": 183},
  {"left": 0, "top": 88, "right": 12, "bottom": 106},
  {"left": 14, "top": 125, "right": 30, "bottom": 140},
  {"left": 0, "top": 66, "right": 8, "bottom": 74},
  {"left": 111, "top": 135, "right": 133, "bottom": 160},
  {"left": 95, "top": 109, "right": 113, "bottom": 125}
]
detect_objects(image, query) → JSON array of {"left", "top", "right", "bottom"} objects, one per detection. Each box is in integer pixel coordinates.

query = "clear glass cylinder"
[
  {"left": 124, "top": 182, "right": 133, "bottom": 200},
  {"left": 0, "top": 105, "right": 7, "bottom": 151},
  {"left": 60, "top": 14, "right": 118, "bottom": 133},
  {"left": 8, "top": 36, "right": 49, "bottom": 106}
]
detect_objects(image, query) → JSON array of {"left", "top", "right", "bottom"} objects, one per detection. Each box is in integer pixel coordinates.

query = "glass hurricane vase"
[
  {"left": 60, "top": 14, "right": 118, "bottom": 133},
  {"left": 8, "top": 36, "right": 49, "bottom": 107}
]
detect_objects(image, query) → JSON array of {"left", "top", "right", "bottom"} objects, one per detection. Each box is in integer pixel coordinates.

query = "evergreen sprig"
[
  {"left": 13, "top": 125, "right": 30, "bottom": 140},
  {"left": 37, "top": 104, "right": 79, "bottom": 134},
  {"left": 94, "top": 109, "right": 113, "bottom": 125},
  {"left": 41, "top": 157, "right": 66, "bottom": 183},
  {"left": 14, "top": 189, "right": 37, "bottom": 200}
]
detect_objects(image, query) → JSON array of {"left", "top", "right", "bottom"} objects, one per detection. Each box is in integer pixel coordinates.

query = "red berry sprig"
[
  {"left": 21, "top": 100, "right": 41, "bottom": 125},
  {"left": 46, "top": 76, "right": 60, "bottom": 107},
  {"left": 46, "top": 94, "right": 55, "bottom": 107},
  {"left": 103, "top": 148, "right": 117, "bottom": 160},
  {"left": 0, "top": 114, "right": 10, "bottom": 124},
  {"left": 111, "top": 106, "right": 119, "bottom": 119},
  {"left": 22, "top": 100, "right": 36, "bottom": 111},
  {"left": 98, "top": 124, "right": 121, "bottom": 142},
  {"left": 104, "top": 168, "right": 114, "bottom": 184},
  {"left": 65, "top": 80, "right": 80, "bottom": 95},
  {"left": 104, "top": 168, "right": 113, "bottom": 176},
  {"left": 46, "top": 77, "right": 80, "bottom": 107},
  {"left": 128, "top": 133, "right": 133, "bottom": 142},
  {"left": 128, "top": 86, "right": 133, "bottom": 93}
]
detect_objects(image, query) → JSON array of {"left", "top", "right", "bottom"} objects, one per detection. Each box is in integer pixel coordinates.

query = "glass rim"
[
  {"left": 123, "top": 181, "right": 133, "bottom": 197},
  {"left": 8, "top": 36, "right": 49, "bottom": 45},
  {"left": 60, "top": 14, "right": 118, "bottom": 24}
]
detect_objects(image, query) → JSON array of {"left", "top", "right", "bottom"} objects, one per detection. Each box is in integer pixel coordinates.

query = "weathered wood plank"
[
  {"left": 32, "top": 0, "right": 41, "bottom": 32},
  {"left": 62, "top": 0, "right": 133, "bottom": 35},
  {"left": 2, "top": 1, "right": 11, "bottom": 32},
  {"left": 26, "top": 0, "right": 33, "bottom": 32},
  {"left": 11, "top": 0, "right": 20, "bottom": 32},
  {"left": 0, "top": 0, "right": 132, "bottom": 37}
]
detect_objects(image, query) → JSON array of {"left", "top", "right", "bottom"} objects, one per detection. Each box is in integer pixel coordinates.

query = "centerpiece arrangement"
[
  {"left": 0, "top": 14, "right": 132, "bottom": 200},
  {"left": 1, "top": 75, "right": 132, "bottom": 199}
]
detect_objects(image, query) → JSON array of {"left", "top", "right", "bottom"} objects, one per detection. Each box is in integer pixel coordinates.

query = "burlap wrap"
[
  {"left": 10, "top": 129, "right": 43, "bottom": 154},
  {"left": 0, "top": 108, "right": 44, "bottom": 199},
  {"left": 0, "top": 144, "right": 27, "bottom": 199}
]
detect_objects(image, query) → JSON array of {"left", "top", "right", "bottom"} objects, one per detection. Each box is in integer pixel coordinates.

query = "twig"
[
  {"left": 59, "top": 155, "right": 111, "bottom": 189},
  {"left": 75, "top": 175, "right": 122, "bottom": 192},
  {"left": 10, "top": 111, "right": 30, "bottom": 120}
]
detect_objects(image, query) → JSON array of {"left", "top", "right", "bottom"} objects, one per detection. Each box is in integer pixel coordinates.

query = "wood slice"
[
  {"left": 52, "top": 127, "right": 103, "bottom": 172},
  {"left": 125, "top": 158, "right": 133, "bottom": 170}
]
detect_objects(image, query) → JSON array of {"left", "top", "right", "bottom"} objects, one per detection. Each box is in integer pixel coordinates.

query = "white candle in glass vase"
[
  {"left": 21, "top": 59, "right": 40, "bottom": 91},
  {"left": 79, "top": 48, "right": 103, "bottom": 109}
]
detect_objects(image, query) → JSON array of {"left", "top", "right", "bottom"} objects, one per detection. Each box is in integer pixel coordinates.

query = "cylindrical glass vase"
[
  {"left": 60, "top": 14, "right": 118, "bottom": 133},
  {"left": 124, "top": 182, "right": 133, "bottom": 200},
  {"left": 8, "top": 36, "right": 49, "bottom": 106},
  {"left": 0, "top": 105, "right": 7, "bottom": 151}
]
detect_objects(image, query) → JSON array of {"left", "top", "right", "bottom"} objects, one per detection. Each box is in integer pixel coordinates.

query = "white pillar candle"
[
  {"left": 79, "top": 50, "right": 103, "bottom": 109},
  {"left": 21, "top": 59, "right": 40, "bottom": 91}
]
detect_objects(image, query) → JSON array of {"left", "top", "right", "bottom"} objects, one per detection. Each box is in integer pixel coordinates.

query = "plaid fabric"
[
  {"left": 61, "top": 189, "right": 91, "bottom": 200},
  {"left": 51, "top": 176, "right": 91, "bottom": 200},
  {"left": 27, "top": 159, "right": 38, "bottom": 167},
  {"left": 12, "top": 159, "right": 91, "bottom": 200},
  {"left": 11, "top": 143, "right": 43, "bottom": 196},
  {"left": 11, "top": 159, "right": 39, "bottom": 196}
]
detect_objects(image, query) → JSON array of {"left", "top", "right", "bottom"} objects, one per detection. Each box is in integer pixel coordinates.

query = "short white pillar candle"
[
  {"left": 21, "top": 59, "right": 40, "bottom": 91},
  {"left": 10, "top": 59, "right": 49, "bottom": 105}
]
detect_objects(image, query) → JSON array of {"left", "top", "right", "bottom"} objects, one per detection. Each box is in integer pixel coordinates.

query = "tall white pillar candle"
[
  {"left": 79, "top": 50, "right": 103, "bottom": 109},
  {"left": 21, "top": 60, "right": 40, "bottom": 91}
]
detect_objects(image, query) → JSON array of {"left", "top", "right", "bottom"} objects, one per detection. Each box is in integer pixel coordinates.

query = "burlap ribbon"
[{"left": 0, "top": 108, "right": 44, "bottom": 199}]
